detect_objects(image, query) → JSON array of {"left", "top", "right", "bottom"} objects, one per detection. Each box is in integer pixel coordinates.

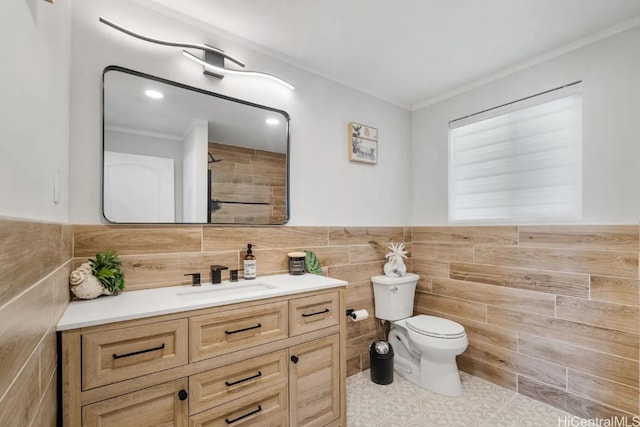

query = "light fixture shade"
[{"left": 182, "top": 51, "right": 295, "bottom": 90}]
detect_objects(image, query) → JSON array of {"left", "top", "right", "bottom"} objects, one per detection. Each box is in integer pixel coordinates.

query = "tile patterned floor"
[{"left": 347, "top": 370, "right": 581, "bottom": 427}]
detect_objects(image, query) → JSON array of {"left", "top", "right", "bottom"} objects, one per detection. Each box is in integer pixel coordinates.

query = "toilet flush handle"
[{"left": 390, "top": 286, "right": 399, "bottom": 293}]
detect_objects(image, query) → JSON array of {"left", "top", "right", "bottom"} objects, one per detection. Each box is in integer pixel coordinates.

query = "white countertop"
[{"left": 57, "top": 273, "right": 347, "bottom": 331}]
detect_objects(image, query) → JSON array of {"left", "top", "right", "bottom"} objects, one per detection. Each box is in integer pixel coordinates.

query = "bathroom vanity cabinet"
[{"left": 59, "top": 287, "right": 346, "bottom": 426}]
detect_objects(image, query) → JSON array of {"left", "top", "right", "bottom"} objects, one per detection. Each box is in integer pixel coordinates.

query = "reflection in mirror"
[{"left": 103, "top": 66, "right": 289, "bottom": 224}]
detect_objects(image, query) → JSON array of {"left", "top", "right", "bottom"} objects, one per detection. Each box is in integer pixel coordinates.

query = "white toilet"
[{"left": 371, "top": 273, "right": 468, "bottom": 396}]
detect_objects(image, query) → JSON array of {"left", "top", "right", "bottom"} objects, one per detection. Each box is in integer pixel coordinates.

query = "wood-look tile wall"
[
  {"left": 413, "top": 225, "right": 639, "bottom": 421},
  {"left": 0, "top": 218, "right": 72, "bottom": 427},
  {"left": 72, "top": 223, "right": 640, "bottom": 420},
  {"left": 209, "top": 143, "right": 287, "bottom": 224},
  {"left": 72, "top": 225, "right": 410, "bottom": 374}
]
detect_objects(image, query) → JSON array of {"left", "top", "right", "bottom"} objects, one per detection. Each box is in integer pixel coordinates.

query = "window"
[{"left": 448, "top": 83, "right": 582, "bottom": 223}]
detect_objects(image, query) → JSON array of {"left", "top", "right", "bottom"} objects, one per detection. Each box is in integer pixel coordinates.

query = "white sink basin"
[{"left": 176, "top": 282, "right": 277, "bottom": 298}]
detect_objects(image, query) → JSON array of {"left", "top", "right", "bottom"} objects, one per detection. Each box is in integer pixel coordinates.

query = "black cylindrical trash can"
[{"left": 369, "top": 340, "right": 394, "bottom": 385}]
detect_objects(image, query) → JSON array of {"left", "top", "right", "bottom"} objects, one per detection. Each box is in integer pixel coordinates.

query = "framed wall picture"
[{"left": 348, "top": 122, "right": 378, "bottom": 164}]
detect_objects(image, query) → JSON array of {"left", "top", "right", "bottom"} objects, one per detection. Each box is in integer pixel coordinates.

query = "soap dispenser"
[{"left": 244, "top": 243, "right": 257, "bottom": 280}]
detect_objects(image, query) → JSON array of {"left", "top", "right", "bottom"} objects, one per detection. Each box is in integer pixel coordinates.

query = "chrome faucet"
[{"left": 210, "top": 265, "right": 228, "bottom": 284}]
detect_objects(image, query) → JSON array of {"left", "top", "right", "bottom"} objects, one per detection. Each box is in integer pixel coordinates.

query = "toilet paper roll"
[{"left": 350, "top": 309, "right": 369, "bottom": 322}]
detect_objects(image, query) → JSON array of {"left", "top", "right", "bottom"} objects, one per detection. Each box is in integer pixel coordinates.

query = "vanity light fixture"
[
  {"left": 181, "top": 51, "right": 295, "bottom": 90},
  {"left": 99, "top": 17, "right": 294, "bottom": 90},
  {"left": 144, "top": 89, "right": 164, "bottom": 99},
  {"left": 265, "top": 118, "right": 280, "bottom": 125}
]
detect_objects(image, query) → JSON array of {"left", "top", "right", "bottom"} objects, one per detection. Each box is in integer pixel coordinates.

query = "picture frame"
[{"left": 348, "top": 122, "right": 378, "bottom": 164}]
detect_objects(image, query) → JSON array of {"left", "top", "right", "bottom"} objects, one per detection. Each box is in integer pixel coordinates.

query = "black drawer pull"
[
  {"left": 112, "top": 343, "right": 165, "bottom": 359},
  {"left": 301, "top": 308, "right": 330, "bottom": 318},
  {"left": 225, "top": 405, "right": 262, "bottom": 424},
  {"left": 225, "top": 371, "right": 262, "bottom": 387},
  {"left": 178, "top": 389, "right": 188, "bottom": 401},
  {"left": 225, "top": 323, "right": 262, "bottom": 335}
]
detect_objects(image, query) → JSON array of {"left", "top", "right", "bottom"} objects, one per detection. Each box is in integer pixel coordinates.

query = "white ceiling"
[{"left": 148, "top": 0, "right": 640, "bottom": 110}]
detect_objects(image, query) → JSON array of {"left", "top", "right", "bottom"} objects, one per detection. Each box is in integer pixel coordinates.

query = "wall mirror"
[{"left": 102, "top": 66, "right": 289, "bottom": 224}]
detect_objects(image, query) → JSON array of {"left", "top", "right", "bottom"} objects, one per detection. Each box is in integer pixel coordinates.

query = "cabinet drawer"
[
  {"left": 82, "top": 319, "right": 188, "bottom": 390},
  {"left": 189, "top": 384, "right": 288, "bottom": 427},
  {"left": 82, "top": 378, "right": 188, "bottom": 427},
  {"left": 190, "top": 301, "right": 288, "bottom": 362},
  {"left": 289, "top": 292, "right": 339, "bottom": 336},
  {"left": 190, "top": 350, "right": 288, "bottom": 415}
]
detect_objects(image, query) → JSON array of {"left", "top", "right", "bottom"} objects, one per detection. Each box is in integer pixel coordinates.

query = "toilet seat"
[{"left": 406, "top": 315, "right": 466, "bottom": 339}]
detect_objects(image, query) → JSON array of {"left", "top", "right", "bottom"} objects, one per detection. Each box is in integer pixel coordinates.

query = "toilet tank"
[{"left": 371, "top": 273, "right": 419, "bottom": 321}]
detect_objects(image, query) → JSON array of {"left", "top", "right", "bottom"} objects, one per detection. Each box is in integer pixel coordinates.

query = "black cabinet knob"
[
  {"left": 178, "top": 389, "right": 188, "bottom": 401},
  {"left": 290, "top": 355, "right": 299, "bottom": 364}
]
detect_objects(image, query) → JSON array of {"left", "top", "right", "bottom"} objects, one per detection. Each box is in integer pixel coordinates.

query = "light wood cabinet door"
[
  {"left": 190, "top": 301, "right": 288, "bottom": 362},
  {"left": 82, "top": 319, "right": 189, "bottom": 390},
  {"left": 289, "top": 292, "right": 339, "bottom": 337},
  {"left": 82, "top": 378, "right": 189, "bottom": 427},
  {"left": 289, "top": 334, "right": 340, "bottom": 427}
]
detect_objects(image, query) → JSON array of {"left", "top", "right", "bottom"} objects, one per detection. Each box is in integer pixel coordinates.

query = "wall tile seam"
[
  {"left": 464, "top": 352, "right": 640, "bottom": 414},
  {"left": 480, "top": 366, "right": 633, "bottom": 415},
  {"left": 27, "top": 366, "right": 56, "bottom": 427},
  {"left": 514, "top": 332, "right": 640, "bottom": 364},
  {"left": 466, "top": 340, "right": 571, "bottom": 372},
  {"left": 456, "top": 229, "right": 640, "bottom": 247},
  {"left": 562, "top": 382, "right": 638, "bottom": 417},
  {"left": 414, "top": 305, "right": 488, "bottom": 326},
  {"left": 518, "top": 370, "right": 569, "bottom": 391},
  {"left": 71, "top": 224, "right": 76, "bottom": 264},
  {"left": 0, "top": 258, "right": 71, "bottom": 314},
  {"left": 467, "top": 339, "right": 640, "bottom": 391},
  {"left": 428, "top": 278, "right": 561, "bottom": 301},
  {"left": 485, "top": 303, "right": 640, "bottom": 336},
  {"left": 518, "top": 376, "right": 638, "bottom": 417},
  {"left": 0, "top": 220, "right": 72, "bottom": 242},
  {"left": 0, "top": 327, "right": 50, "bottom": 405},
  {"left": 72, "top": 250, "right": 243, "bottom": 261},
  {"left": 554, "top": 312, "right": 640, "bottom": 335},
  {"left": 424, "top": 282, "right": 640, "bottom": 328},
  {"left": 38, "top": 325, "right": 60, "bottom": 383},
  {"left": 414, "top": 290, "right": 487, "bottom": 313},
  {"left": 87, "top": 244, "right": 380, "bottom": 258},
  {"left": 565, "top": 367, "right": 640, "bottom": 393},
  {"left": 488, "top": 329, "right": 640, "bottom": 363}
]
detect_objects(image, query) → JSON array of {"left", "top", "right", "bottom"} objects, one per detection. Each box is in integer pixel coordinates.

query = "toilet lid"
[{"left": 406, "top": 315, "right": 466, "bottom": 339}]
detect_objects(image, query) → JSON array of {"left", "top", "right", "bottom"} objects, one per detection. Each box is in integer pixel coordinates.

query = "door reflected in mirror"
[{"left": 103, "top": 66, "right": 289, "bottom": 224}]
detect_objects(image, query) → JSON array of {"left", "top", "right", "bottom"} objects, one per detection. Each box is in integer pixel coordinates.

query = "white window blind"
[{"left": 448, "top": 83, "right": 582, "bottom": 223}]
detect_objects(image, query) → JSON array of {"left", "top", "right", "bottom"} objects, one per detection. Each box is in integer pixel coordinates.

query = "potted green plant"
[{"left": 89, "top": 250, "right": 125, "bottom": 295}]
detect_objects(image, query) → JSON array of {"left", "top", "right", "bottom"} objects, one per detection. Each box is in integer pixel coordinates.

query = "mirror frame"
[{"left": 102, "top": 65, "right": 290, "bottom": 225}]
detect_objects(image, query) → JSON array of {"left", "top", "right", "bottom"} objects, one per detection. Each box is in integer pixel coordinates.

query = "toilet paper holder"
[{"left": 345, "top": 308, "right": 369, "bottom": 321}]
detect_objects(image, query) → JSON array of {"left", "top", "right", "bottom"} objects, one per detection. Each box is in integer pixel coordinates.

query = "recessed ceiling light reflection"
[
  {"left": 145, "top": 89, "right": 164, "bottom": 99},
  {"left": 265, "top": 118, "right": 280, "bottom": 125}
]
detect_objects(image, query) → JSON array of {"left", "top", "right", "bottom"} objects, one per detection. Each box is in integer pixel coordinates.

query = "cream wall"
[
  {"left": 0, "top": 0, "right": 71, "bottom": 222},
  {"left": 68, "top": 0, "right": 412, "bottom": 226},
  {"left": 411, "top": 26, "right": 640, "bottom": 225}
]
